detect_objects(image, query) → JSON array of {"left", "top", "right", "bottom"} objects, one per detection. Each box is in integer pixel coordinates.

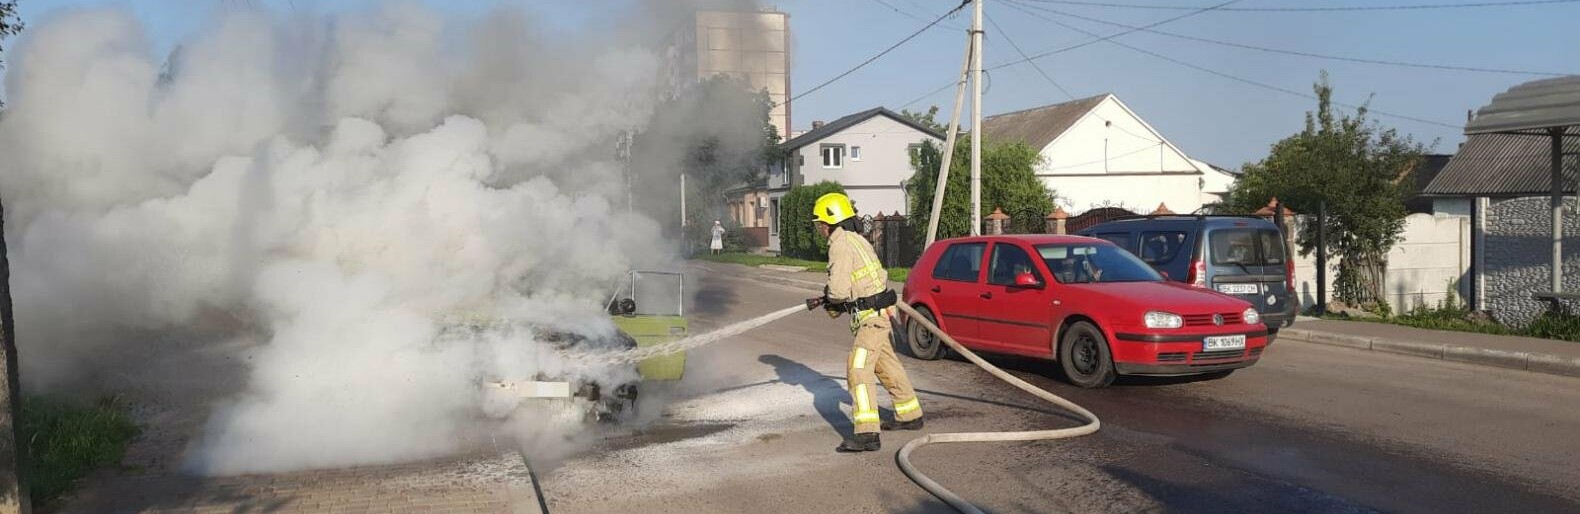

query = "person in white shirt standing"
[{"left": 710, "top": 220, "right": 726, "bottom": 255}]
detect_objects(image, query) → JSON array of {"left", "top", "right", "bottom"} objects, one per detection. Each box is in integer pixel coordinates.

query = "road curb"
[{"left": 1281, "top": 328, "right": 1580, "bottom": 379}]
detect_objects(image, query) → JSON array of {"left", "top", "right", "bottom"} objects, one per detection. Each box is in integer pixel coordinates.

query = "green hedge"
[{"left": 779, "top": 181, "right": 846, "bottom": 260}]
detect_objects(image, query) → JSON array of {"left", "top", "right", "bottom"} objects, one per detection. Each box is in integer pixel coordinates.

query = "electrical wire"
[
  {"left": 903, "top": 0, "right": 1236, "bottom": 110},
  {"left": 1013, "top": 2, "right": 1570, "bottom": 76},
  {"left": 780, "top": 1, "right": 970, "bottom": 108},
  {"left": 987, "top": 0, "right": 1244, "bottom": 71},
  {"left": 870, "top": 0, "right": 939, "bottom": 24},
  {"left": 1002, "top": 0, "right": 1463, "bottom": 129},
  {"left": 1012, "top": 0, "right": 1580, "bottom": 11}
]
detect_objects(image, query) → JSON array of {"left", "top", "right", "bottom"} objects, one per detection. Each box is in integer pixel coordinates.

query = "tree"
[
  {"left": 907, "top": 138, "right": 1055, "bottom": 240},
  {"left": 633, "top": 75, "right": 782, "bottom": 253},
  {"left": 779, "top": 181, "right": 846, "bottom": 260},
  {"left": 0, "top": 2, "right": 29, "bottom": 509},
  {"left": 1223, "top": 74, "right": 1429, "bottom": 307},
  {"left": 899, "top": 106, "right": 948, "bottom": 134}
]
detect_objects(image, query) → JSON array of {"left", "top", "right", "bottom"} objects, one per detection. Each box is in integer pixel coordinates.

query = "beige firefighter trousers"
[{"left": 848, "top": 313, "right": 923, "bottom": 434}]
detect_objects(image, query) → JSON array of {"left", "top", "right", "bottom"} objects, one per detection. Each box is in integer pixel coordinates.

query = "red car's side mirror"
[{"left": 1014, "top": 271, "right": 1044, "bottom": 289}]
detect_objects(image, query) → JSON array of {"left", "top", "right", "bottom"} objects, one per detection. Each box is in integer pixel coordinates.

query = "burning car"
[{"left": 476, "top": 270, "right": 688, "bottom": 422}]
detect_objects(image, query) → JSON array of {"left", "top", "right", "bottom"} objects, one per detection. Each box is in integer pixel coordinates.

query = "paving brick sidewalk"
[
  {"left": 61, "top": 452, "right": 536, "bottom": 514},
  {"left": 1282, "top": 320, "right": 1580, "bottom": 378}
]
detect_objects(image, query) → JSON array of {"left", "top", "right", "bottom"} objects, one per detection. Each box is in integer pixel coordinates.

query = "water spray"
[{"left": 583, "top": 297, "right": 1100, "bottom": 514}]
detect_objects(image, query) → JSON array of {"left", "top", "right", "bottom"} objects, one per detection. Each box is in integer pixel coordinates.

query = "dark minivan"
[{"left": 1079, "top": 215, "right": 1296, "bottom": 336}]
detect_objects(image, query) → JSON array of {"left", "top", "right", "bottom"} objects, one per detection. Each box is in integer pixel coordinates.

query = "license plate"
[
  {"left": 1217, "top": 284, "right": 1258, "bottom": 295},
  {"left": 1203, "top": 335, "right": 1246, "bottom": 351}
]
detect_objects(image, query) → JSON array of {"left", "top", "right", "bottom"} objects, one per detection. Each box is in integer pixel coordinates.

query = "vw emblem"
[{"left": 1212, "top": 314, "right": 1224, "bottom": 326}]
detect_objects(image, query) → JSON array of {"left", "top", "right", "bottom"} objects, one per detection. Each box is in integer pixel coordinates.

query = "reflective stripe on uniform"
[
  {"left": 853, "top": 410, "right": 881, "bottom": 424},
  {"left": 853, "top": 384, "right": 871, "bottom": 412},
  {"left": 850, "top": 347, "right": 869, "bottom": 370},
  {"left": 842, "top": 232, "right": 887, "bottom": 330},
  {"left": 894, "top": 397, "right": 921, "bottom": 415}
]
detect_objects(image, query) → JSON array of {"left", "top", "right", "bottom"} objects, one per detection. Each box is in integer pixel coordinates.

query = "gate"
[
  {"left": 862, "top": 214, "right": 921, "bottom": 268},
  {"left": 1066, "top": 207, "right": 1138, "bottom": 234}
]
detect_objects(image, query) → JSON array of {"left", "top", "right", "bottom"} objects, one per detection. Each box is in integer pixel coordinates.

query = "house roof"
[
  {"left": 1404, "top": 154, "right": 1453, "bottom": 212},
  {"left": 981, "top": 94, "right": 1109, "bottom": 149},
  {"left": 1422, "top": 129, "right": 1580, "bottom": 197},
  {"left": 1466, "top": 76, "right": 1580, "bottom": 136},
  {"left": 780, "top": 107, "right": 945, "bottom": 151}
]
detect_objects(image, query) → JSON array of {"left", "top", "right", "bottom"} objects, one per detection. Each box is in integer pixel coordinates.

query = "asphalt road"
[{"left": 533, "top": 263, "right": 1580, "bottom": 514}]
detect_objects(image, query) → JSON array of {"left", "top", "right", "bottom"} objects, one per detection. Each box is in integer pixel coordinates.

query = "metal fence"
[
  {"left": 863, "top": 214, "right": 922, "bottom": 269},
  {"left": 1066, "top": 207, "right": 1138, "bottom": 234}
]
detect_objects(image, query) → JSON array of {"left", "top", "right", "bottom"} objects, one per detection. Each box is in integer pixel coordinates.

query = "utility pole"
[
  {"left": 969, "top": 0, "right": 985, "bottom": 236},
  {"left": 924, "top": 32, "right": 974, "bottom": 248},
  {"left": 0, "top": 197, "right": 30, "bottom": 513}
]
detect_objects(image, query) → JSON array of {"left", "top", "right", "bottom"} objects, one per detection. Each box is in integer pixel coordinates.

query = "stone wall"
[{"left": 1482, "top": 196, "right": 1580, "bottom": 326}]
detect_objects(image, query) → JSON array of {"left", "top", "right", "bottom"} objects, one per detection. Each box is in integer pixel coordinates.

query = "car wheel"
[
  {"left": 907, "top": 306, "right": 946, "bottom": 360},
  {"left": 1059, "top": 321, "right": 1116, "bottom": 388}
]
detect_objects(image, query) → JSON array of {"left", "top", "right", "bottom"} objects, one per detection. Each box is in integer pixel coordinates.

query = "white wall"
[
  {"left": 1289, "top": 212, "right": 1471, "bottom": 310},
  {"left": 1034, "top": 96, "right": 1205, "bottom": 214},
  {"left": 1047, "top": 174, "right": 1203, "bottom": 214},
  {"left": 791, "top": 114, "right": 938, "bottom": 216}
]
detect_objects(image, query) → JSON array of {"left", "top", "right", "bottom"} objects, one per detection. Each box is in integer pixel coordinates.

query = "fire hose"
[
  {"left": 888, "top": 301, "right": 1101, "bottom": 514},
  {"left": 589, "top": 297, "right": 1101, "bottom": 514}
]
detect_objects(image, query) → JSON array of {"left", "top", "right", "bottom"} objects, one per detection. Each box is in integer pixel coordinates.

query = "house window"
[
  {"left": 908, "top": 143, "right": 924, "bottom": 161},
  {"left": 770, "top": 198, "right": 781, "bottom": 235},
  {"left": 850, "top": 146, "right": 862, "bottom": 161},
  {"left": 821, "top": 145, "right": 844, "bottom": 169}
]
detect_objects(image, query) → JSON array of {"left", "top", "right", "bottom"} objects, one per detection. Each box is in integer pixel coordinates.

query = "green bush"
[
  {"left": 23, "top": 396, "right": 140, "bottom": 506},
  {"left": 906, "top": 138, "right": 1054, "bottom": 239},
  {"left": 779, "top": 181, "right": 846, "bottom": 260}
]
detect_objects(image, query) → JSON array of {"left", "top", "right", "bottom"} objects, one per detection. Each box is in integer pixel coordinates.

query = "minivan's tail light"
[
  {"left": 1187, "top": 258, "right": 1207, "bottom": 288},
  {"left": 1286, "top": 259, "right": 1296, "bottom": 293}
]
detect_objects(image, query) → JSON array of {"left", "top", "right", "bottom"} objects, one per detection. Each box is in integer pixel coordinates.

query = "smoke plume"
[{"left": 0, "top": 1, "right": 766, "bottom": 475}]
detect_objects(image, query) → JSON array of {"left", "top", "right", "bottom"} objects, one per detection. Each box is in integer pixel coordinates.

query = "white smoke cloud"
[{"left": 0, "top": 2, "right": 761, "bottom": 475}]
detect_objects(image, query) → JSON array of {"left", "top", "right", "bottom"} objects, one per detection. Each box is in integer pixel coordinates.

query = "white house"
[
  {"left": 763, "top": 107, "right": 943, "bottom": 252},
  {"left": 983, "top": 93, "right": 1225, "bottom": 215}
]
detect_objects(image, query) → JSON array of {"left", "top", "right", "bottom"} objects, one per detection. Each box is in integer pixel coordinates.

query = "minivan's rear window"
[
  {"left": 933, "top": 242, "right": 986, "bottom": 282},
  {"left": 1209, "top": 229, "right": 1287, "bottom": 268},
  {"left": 1138, "top": 231, "right": 1188, "bottom": 264}
]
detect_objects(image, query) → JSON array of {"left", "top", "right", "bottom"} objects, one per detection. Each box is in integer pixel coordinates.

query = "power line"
[
  {"left": 903, "top": 0, "right": 1239, "bottom": 108},
  {"left": 988, "top": 0, "right": 1244, "bottom": 71},
  {"left": 869, "top": 0, "right": 937, "bottom": 23},
  {"left": 1002, "top": 0, "right": 1462, "bottom": 129},
  {"left": 783, "top": 1, "right": 970, "bottom": 108},
  {"left": 1013, "top": 0, "right": 1580, "bottom": 11},
  {"left": 1014, "top": 2, "right": 1570, "bottom": 76},
  {"left": 985, "top": 10, "right": 1164, "bottom": 144}
]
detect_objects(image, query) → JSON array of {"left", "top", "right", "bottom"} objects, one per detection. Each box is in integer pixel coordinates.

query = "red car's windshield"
[{"left": 1037, "top": 243, "right": 1163, "bottom": 284}]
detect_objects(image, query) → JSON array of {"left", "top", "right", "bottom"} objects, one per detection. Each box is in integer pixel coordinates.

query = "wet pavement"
[
  {"left": 61, "top": 262, "right": 1580, "bottom": 513},
  {"left": 538, "top": 263, "right": 1579, "bottom": 514}
]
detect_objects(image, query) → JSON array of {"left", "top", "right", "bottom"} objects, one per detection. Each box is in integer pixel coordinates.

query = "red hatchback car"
[{"left": 902, "top": 235, "right": 1270, "bottom": 387}]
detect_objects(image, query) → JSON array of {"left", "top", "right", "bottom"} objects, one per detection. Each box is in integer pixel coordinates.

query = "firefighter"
[{"left": 812, "top": 192, "right": 924, "bottom": 453}]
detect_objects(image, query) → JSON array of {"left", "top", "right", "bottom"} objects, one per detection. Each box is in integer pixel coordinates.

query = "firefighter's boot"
[{"left": 835, "top": 433, "right": 881, "bottom": 453}]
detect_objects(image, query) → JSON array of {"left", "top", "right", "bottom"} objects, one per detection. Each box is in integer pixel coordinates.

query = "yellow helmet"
[{"left": 813, "top": 192, "right": 856, "bottom": 226}]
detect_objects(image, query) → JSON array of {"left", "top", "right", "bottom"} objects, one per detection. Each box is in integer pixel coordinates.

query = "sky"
[{"left": 6, "top": 0, "right": 1578, "bottom": 169}]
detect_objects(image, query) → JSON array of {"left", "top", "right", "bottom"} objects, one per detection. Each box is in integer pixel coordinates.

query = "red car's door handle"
[
  {"left": 980, "top": 291, "right": 993, "bottom": 299},
  {"left": 931, "top": 286, "right": 942, "bottom": 293}
]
